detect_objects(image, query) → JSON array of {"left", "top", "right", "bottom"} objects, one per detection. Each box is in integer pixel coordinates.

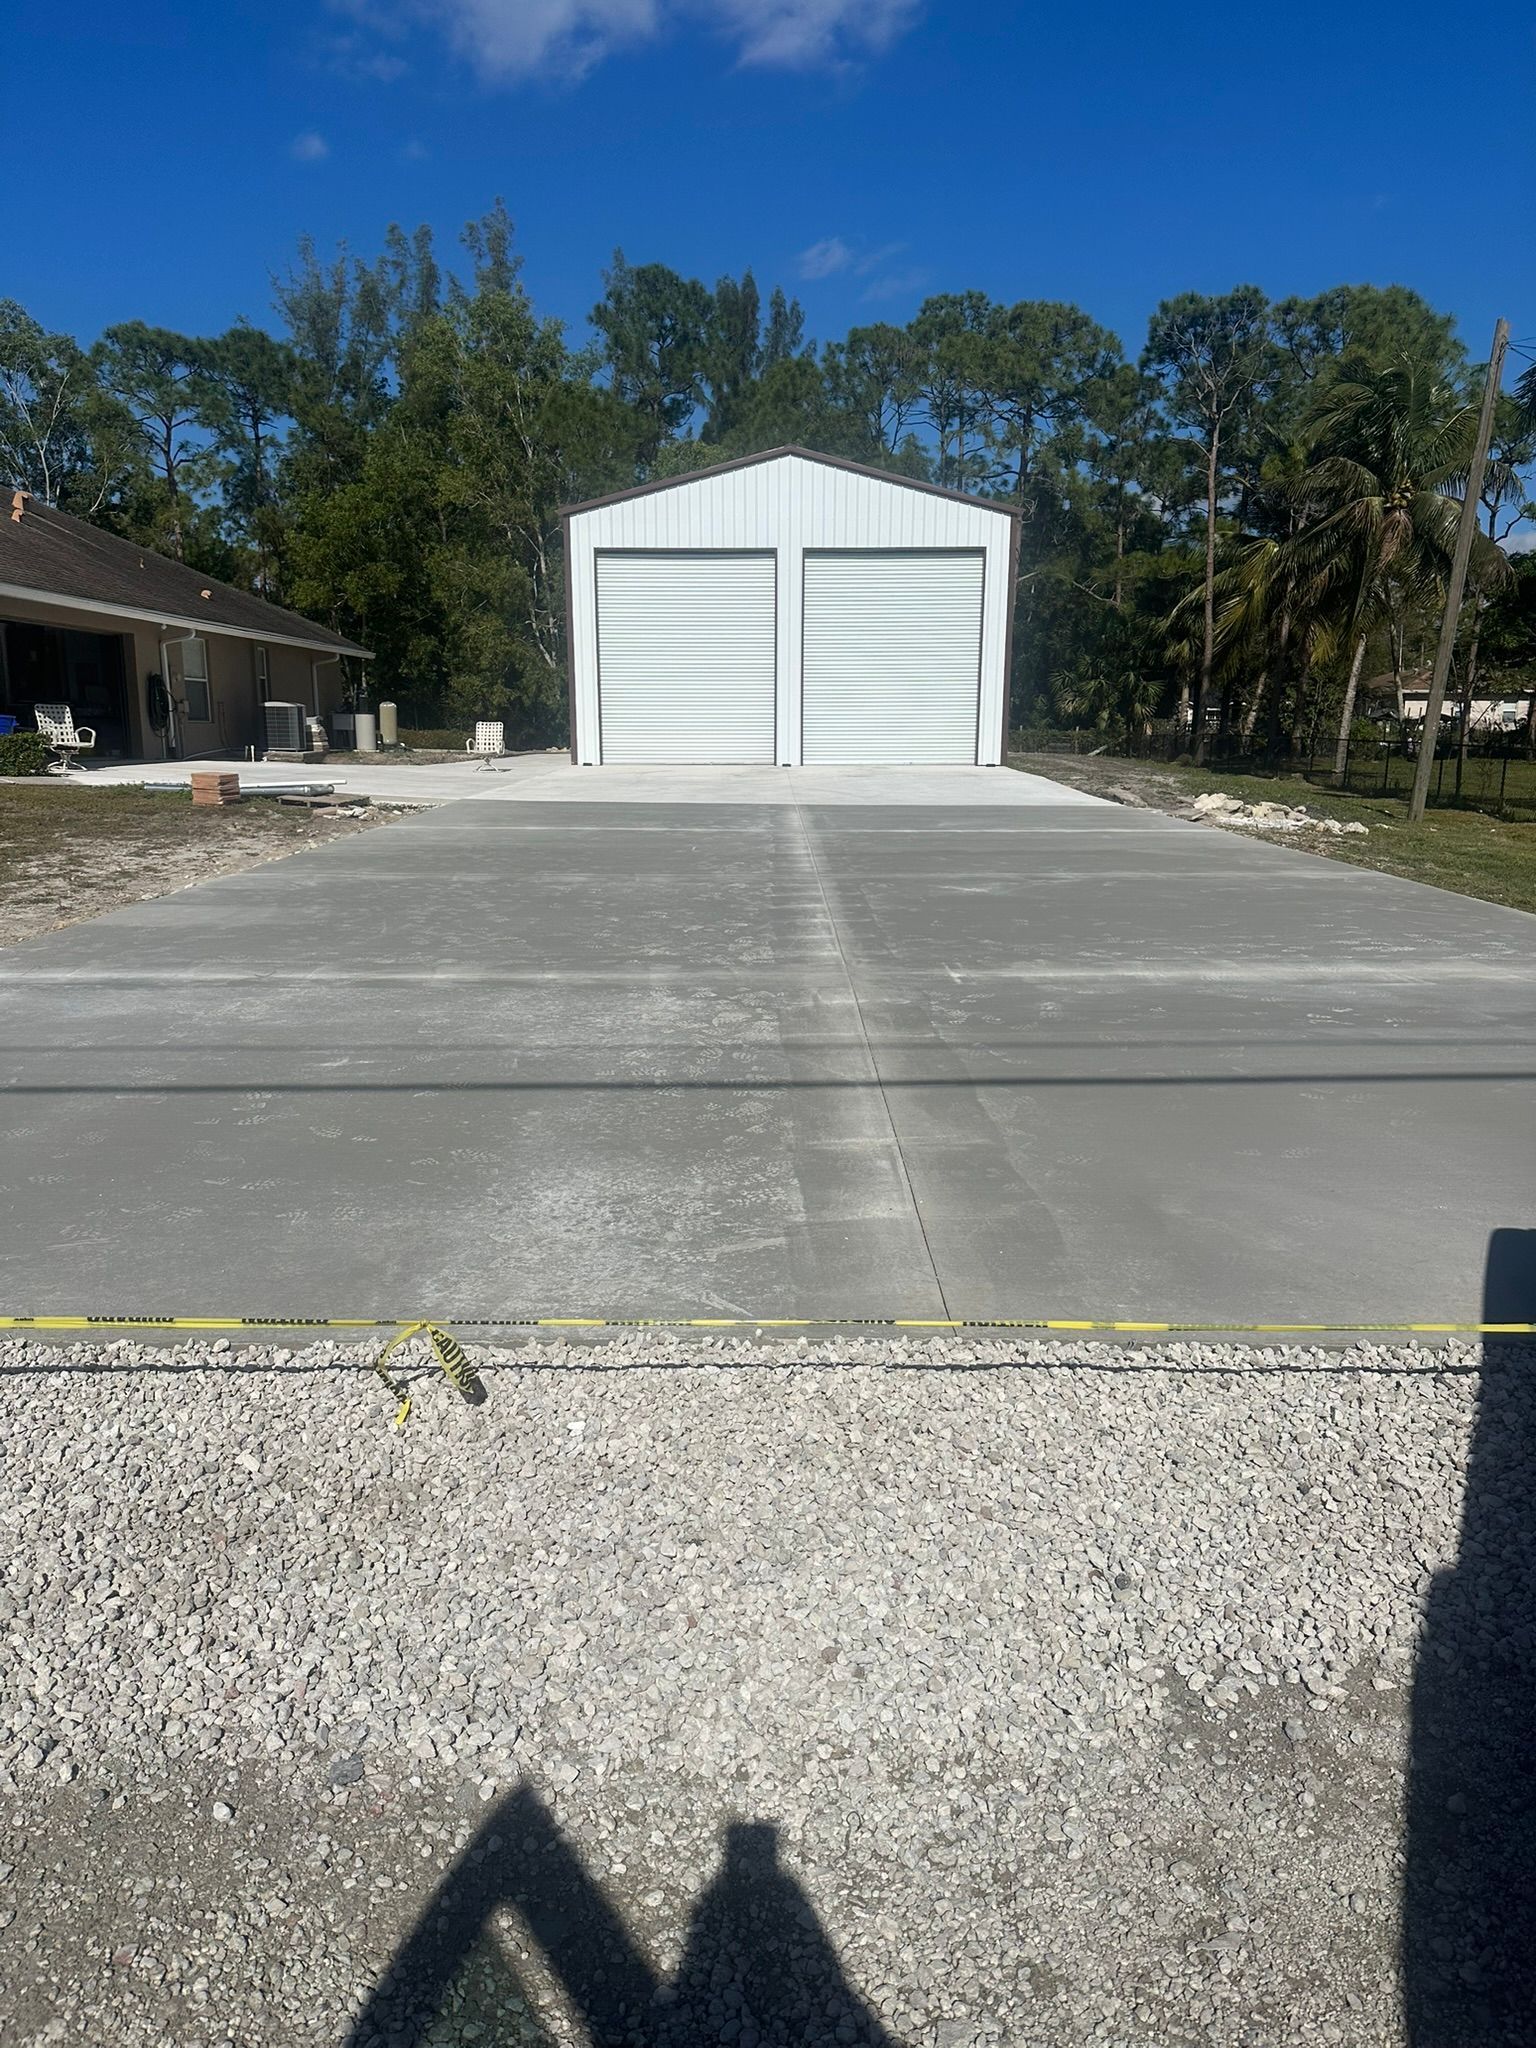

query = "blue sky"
[{"left": 6, "top": 0, "right": 1532, "bottom": 378}]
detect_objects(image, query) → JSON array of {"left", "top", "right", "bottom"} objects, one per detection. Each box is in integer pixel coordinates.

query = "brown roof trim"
[{"left": 558, "top": 445, "right": 1024, "bottom": 520}]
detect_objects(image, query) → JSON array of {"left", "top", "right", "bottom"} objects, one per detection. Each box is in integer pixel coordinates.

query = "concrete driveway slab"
[
  {"left": 501, "top": 762, "right": 1106, "bottom": 804},
  {"left": 2, "top": 794, "right": 1532, "bottom": 1326},
  {"left": 73, "top": 753, "right": 1098, "bottom": 806}
]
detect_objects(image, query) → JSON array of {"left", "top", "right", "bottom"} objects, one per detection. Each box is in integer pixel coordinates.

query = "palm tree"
[
  {"left": 1205, "top": 528, "right": 1350, "bottom": 763},
  {"left": 1286, "top": 353, "right": 1504, "bottom": 781},
  {"left": 1049, "top": 655, "right": 1162, "bottom": 751},
  {"left": 1202, "top": 435, "right": 1330, "bottom": 755}
]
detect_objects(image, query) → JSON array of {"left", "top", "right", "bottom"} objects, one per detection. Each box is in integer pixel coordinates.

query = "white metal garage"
[{"left": 562, "top": 447, "right": 1019, "bottom": 768}]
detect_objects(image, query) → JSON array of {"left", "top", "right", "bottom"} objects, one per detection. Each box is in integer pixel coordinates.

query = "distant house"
[
  {"left": 1397, "top": 680, "right": 1530, "bottom": 731},
  {"left": 1354, "top": 669, "right": 1531, "bottom": 732},
  {"left": 0, "top": 491, "right": 369, "bottom": 759}
]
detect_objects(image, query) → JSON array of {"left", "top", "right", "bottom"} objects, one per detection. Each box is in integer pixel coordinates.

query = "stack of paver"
[{"left": 190, "top": 772, "right": 241, "bottom": 808}]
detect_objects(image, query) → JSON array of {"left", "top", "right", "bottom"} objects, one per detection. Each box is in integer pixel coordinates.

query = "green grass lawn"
[
  {"left": 1244, "top": 743, "right": 1536, "bottom": 818},
  {"left": 1010, "top": 752, "right": 1536, "bottom": 917}
]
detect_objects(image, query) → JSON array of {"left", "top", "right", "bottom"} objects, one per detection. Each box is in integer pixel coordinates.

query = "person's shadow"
[
  {"left": 1404, "top": 1228, "right": 1536, "bottom": 2043},
  {"left": 347, "top": 1785, "right": 895, "bottom": 2047}
]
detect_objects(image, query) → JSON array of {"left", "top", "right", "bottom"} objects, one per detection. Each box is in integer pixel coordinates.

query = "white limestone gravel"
[{"left": 1, "top": 1331, "right": 1532, "bottom": 2047}]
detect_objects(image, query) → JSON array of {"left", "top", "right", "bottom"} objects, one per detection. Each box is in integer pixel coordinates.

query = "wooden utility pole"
[{"left": 1408, "top": 317, "right": 1510, "bottom": 823}]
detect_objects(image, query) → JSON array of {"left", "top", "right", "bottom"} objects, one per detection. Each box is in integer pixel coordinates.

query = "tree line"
[{"left": 1, "top": 201, "right": 1532, "bottom": 757}]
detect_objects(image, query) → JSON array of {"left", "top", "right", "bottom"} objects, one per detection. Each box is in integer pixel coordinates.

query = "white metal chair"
[
  {"left": 466, "top": 720, "right": 505, "bottom": 757},
  {"left": 34, "top": 703, "right": 96, "bottom": 770}
]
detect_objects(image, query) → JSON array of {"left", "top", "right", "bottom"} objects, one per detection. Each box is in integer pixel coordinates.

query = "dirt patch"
[
  {"left": 0, "top": 782, "right": 405, "bottom": 948},
  {"left": 1009, "top": 750, "right": 1536, "bottom": 916},
  {"left": 1010, "top": 751, "right": 1229, "bottom": 811}
]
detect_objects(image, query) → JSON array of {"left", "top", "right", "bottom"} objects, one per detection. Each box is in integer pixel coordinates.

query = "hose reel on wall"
[{"left": 145, "top": 671, "right": 171, "bottom": 736}]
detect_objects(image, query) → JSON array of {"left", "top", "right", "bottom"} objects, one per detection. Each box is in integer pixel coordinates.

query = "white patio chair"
[
  {"left": 34, "top": 703, "right": 96, "bottom": 770},
  {"left": 466, "top": 720, "right": 505, "bottom": 757}
]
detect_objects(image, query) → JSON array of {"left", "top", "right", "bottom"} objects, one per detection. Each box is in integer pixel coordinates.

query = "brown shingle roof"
[{"left": 0, "top": 494, "right": 369, "bottom": 657}]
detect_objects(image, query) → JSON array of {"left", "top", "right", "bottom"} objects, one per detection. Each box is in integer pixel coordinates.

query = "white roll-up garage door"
[
  {"left": 597, "top": 551, "right": 776, "bottom": 764},
  {"left": 801, "top": 551, "right": 985, "bottom": 765}
]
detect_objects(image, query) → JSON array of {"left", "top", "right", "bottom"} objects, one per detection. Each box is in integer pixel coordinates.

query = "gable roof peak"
[{"left": 559, "top": 443, "right": 1022, "bottom": 519}]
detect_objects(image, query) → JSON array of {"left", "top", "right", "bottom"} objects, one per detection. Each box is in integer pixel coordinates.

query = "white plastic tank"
[
  {"left": 378, "top": 701, "right": 398, "bottom": 747},
  {"left": 353, "top": 711, "right": 378, "bottom": 753}
]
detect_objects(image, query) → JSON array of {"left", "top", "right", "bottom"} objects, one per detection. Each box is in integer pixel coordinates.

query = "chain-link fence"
[
  {"left": 1012, "top": 720, "right": 1536, "bottom": 820},
  {"left": 1219, "top": 723, "right": 1536, "bottom": 821},
  {"left": 1328, "top": 725, "right": 1536, "bottom": 818}
]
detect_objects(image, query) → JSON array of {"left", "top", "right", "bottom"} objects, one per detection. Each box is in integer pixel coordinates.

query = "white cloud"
[
  {"left": 799, "top": 236, "right": 911, "bottom": 283},
  {"left": 853, "top": 239, "right": 905, "bottom": 276},
  {"left": 1505, "top": 528, "right": 1536, "bottom": 555},
  {"left": 325, "top": 29, "right": 409, "bottom": 80},
  {"left": 798, "top": 236, "right": 852, "bottom": 281},
  {"left": 712, "top": 0, "right": 919, "bottom": 68},
  {"left": 861, "top": 265, "right": 931, "bottom": 303},
  {"left": 333, "top": 0, "right": 918, "bottom": 82},
  {"left": 290, "top": 130, "right": 331, "bottom": 160},
  {"left": 414, "top": 0, "right": 657, "bottom": 82}
]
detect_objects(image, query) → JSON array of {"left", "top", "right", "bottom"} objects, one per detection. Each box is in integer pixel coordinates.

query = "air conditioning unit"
[{"left": 263, "top": 701, "right": 307, "bottom": 752}]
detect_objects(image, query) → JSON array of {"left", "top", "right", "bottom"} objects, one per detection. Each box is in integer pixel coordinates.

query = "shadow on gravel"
[
  {"left": 347, "top": 1784, "right": 894, "bottom": 2048},
  {"left": 1404, "top": 1228, "right": 1536, "bottom": 2045}
]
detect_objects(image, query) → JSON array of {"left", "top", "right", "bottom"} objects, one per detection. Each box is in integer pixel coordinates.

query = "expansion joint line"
[{"left": 787, "top": 781, "right": 952, "bottom": 1321}]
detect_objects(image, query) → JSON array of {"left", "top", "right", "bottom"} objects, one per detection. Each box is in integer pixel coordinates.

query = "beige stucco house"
[{"left": 0, "top": 491, "right": 369, "bottom": 759}]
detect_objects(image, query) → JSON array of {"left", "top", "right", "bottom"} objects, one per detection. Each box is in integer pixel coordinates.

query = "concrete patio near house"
[{"left": 1, "top": 769, "right": 1532, "bottom": 1325}]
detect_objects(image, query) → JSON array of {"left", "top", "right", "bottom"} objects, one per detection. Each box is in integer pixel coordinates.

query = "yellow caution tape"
[
  {"left": 0, "top": 1316, "right": 490, "bottom": 1431},
  {"left": 369, "top": 1320, "right": 487, "bottom": 1428},
  {"left": 2, "top": 1314, "right": 1532, "bottom": 1336},
  {"left": 0, "top": 1316, "right": 389, "bottom": 1331},
  {"left": 4, "top": 1314, "right": 1530, "bottom": 1430},
  {"left": 366, "top": 1341, "right": 414, "bottom": 1433}
]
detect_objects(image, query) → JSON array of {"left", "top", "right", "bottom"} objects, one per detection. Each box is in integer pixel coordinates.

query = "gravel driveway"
[{"left": 4, "top": 1332, "right": 1533, "bottom": 2047}]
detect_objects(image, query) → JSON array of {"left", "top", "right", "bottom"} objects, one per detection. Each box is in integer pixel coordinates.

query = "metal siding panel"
[
  {"left": 801, "top": 551, "right": 984, "bottom": 765},
  {"left": 782, "top": 479, "right": 792, "bottom": 685},
  {"left": 597, "top": 552, "right": 776, "bottom": 764},
  {"left": 567, "top": 514, "right": 600, "bottom": 762},
  {"left": 978, "top": 520, "right": 1012, "bottom": 764},
  {"left": 780, "top": 462, "right": 801, "bottom": 763}
]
